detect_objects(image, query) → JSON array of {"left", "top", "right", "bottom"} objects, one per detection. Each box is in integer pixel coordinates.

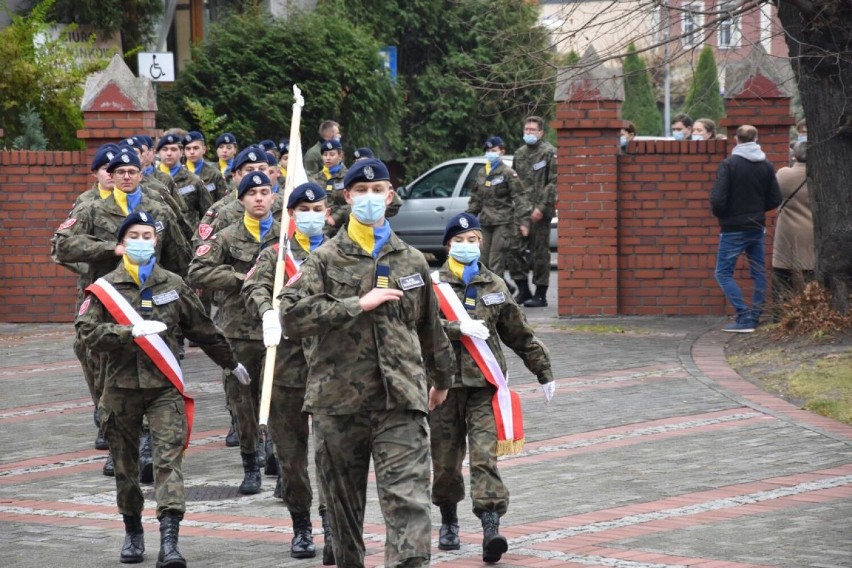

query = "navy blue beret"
[
  {"left": 483, "top": 136, "right": 505, "bottom": 150},
  {"left": 155, "top": 134, "right": 183, "bottom": 152},
  {"left": 343, "top": 158, "right": 390, "bottom": 188},
  {"left": 232, "top": 147, "right": 268, "bottom": 172},
  {"left": 91, "top": 144, "right": 121, "bottom": 171},
  {"left": 106, "top": 149, "right": 142, "bottom": 172},
  {"left": 287, "top": 182, "right": 327, "bottom": 209},
  {"left": 278, "top": 140, "right": 290, "bottom": 155},
  {"left": 215, "top": 132, "right": 238, "bottom": 147},
  {"left": 265, "top": 152, "right": 278, "bottom": 166},
  {"left": 118, "top": 137, "right": 140, "bottom": 150},
  {"left": 184, "top": 131, "right": 205, "bottom": 144},
  {"left": 320, "top": 139, "right": 343, "bottom": 152},
  {"left": 443, "top": 212, "right": 481, "bottom": 244},
  {"left": 238, "top": 171, "right": 272, "bottom": 199},
  {"left": 116, "top": 210, "right": 158, "bottom": 241},
  {"left": 134, "top": 135, "right": 154, "bottom": 149},
  {"left": 257, "top": 139, "right": 276, "bottom": 152},
  {"left": 353, "top": 147, "right": 375, "bottom": 160}
]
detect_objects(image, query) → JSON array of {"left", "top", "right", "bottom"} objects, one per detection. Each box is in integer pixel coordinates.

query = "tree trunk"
[{"left": 777, "top": 0, "right": 852, "bottom": 313}]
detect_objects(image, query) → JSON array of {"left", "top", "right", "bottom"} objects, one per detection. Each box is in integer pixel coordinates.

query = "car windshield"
[{"left": 405, "top": 163, "right": 465, "bottom": 199}]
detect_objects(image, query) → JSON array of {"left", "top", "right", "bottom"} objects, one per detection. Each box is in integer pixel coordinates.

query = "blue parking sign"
[{"left": 379, "top": 46, "right": 397, "bottom": 83}]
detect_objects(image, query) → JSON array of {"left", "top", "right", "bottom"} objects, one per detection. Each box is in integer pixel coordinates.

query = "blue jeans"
[{"left": 715, "top": 229, "right": 766, "bottom": 322}]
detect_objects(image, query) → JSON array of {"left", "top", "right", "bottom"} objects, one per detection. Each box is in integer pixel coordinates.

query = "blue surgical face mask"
[
  {"left": 125, "top": 239, "right": 156, "bottom": 264},
  {"left": 672, "top": 131, "right": 685, "bottom": 141},
  {"left": 619, "top": 136, "right": 628, "bottom": 147},
  {"left": 294, "top": 211, "right": 326, "bottom": 236},
  {"left": 523, "top": 134, "right": 539, "bottom": 145},
  {"left": 449, "top": 242, "right": 481, "bottom": 264},
  {"left": 484, "top": 151, "right": 500, "bottom": 162},
  {"left": 797, "top": 134, "right": 807, "bottom": 143},
  {"left": 691, "top": 134, "right": 704, "bottom": 141},
  {"left": 351, "top": 193, "right": 387, "bottom": 225}
]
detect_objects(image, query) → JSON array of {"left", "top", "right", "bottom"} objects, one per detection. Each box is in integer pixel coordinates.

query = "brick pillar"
[
  {"left": 722, "top": 44, "right": 795, "bottom": 168},
  {"left": 553, "top": 48, "right": 624, "bottom": 316},
  {"left": 77, "top": 54, "right": 158, "bottom": 162}
]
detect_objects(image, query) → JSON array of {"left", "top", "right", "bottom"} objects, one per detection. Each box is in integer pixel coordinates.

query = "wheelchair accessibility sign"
[{"left": 138, "top": 52, "right": 175, "bottom": 82}]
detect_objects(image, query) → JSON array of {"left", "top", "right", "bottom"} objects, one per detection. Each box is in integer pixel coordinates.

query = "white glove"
[
  {"left": 261, "top": 309, "right": 282, "bottom": 347},
  {"left": 459, "top": 319, "right": 490, "bottom": 340},
  {"left": 131, "top": 320, "right": 167, "bottom": 338},
  {"left": 231, "top": 363, "right": 251, "bottom": 386},
  {"left": 542, "top": 381, "right": 556, "bottom": 405}
]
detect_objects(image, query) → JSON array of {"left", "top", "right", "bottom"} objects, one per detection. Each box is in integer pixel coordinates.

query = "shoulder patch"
[
  {"left": 77, "top": 296, "right": 91, "bottom": 315},
  {"left": 195, "top": 244, "right": 212, "bottom": 256},
  {"left": 58, "top": 218, "right": 77, "bottom": 231},
  {"left": 286, "top": 271, "right": 302, "bottom": 286},
  {"left": 198, "top": 224, "right": 214, "bottom": 241},
  {"left": 482, "top": 291, "right": 506, "bottom": 306}
]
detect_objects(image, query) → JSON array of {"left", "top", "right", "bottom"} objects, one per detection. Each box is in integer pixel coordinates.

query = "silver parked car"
[{"left": 392, "top": 156, "right": 557, "bottom": 257}]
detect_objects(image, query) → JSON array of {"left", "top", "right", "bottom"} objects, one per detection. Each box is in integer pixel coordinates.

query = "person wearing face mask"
[
  {"left": 691, "top": 118, "right": 717, "bottom": 140},
  {"left": 76, "top": 210, "right": 248, "bottom": 567},
  {"left": 429, "top": 213, "right": 555, "bottom": 563},
  {"left": 670, "top": 113, "right": 693, "bottom": 141},
  {"left": 619, "top": 121, "right": 637, "bottom": 151},
  {"left": 512, "top": 116, "right": 558, "bottom": 307},
  {"left": 314, "top": 139, "right": 349, "bottom": 237},
  {"left": 242, "top": 182, "right": 332, "bottom": 562},
  {"left": 467, "top": 136, "right": 531, "bottom": 295},
  {"left": 279, "top": 158, "right": 455, "bottom": 568},
  {"left": 187, "top": 172, "right": 281, "bottom": 496}
]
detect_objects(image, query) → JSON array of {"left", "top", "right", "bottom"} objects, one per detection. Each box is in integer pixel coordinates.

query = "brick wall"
[{"left": 0, "top": 151, "right": 89, "bottom": 322}]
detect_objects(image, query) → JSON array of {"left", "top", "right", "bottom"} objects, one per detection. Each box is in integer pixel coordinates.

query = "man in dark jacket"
[{"left": 710, "top": 125, "right": 782, "bottom": 332}]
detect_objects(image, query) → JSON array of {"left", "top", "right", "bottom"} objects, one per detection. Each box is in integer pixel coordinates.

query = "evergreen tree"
[
  {"left": 12, "top": 104, "right": 48, "bottom": 150},
  {"left": 682, "top": 45, "right": 725, "bottom": 125},
  {"left": 622, "top": 43, "right": 662, "bottom": 136}
]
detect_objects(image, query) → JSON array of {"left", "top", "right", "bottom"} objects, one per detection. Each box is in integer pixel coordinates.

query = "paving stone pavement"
[{"left": 1, "top": 281, "right": 851, "bottom": 568}]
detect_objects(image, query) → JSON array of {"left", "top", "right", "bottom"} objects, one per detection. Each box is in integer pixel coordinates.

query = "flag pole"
[{"left": 258, "top": 85, "right": 305, "bottom": 426}]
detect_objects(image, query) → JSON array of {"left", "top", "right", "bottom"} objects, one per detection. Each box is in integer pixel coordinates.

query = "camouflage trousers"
[
  {"left": 225, "top": 338, "right": 265, "bottom": 454},
  {"left": 99, "top": 386, "right": 187, "bottom": 519},
  {"left": 480, "top": 224, "right": 515, "bottom": 281},
  {"left": 509, "top": 216, "right": 552, "bottom": 287},
  {"left": 314, "top": 410, "right": 433, "bottom": 568},
  {"left": 73, "top": 332, "right": 103, "bottom": 408},
  {"left": 430, "top": 386, "right": 509, "bottom": 517},
  {"left": 268, "top": 384, "right": 325, "bottom": 514}
]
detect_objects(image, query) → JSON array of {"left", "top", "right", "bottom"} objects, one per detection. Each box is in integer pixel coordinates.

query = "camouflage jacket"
[
  {"left": 193, "top": 193, "right": 285, "bottom": 248},
  {"left": 513, "top": 140, "right": 557, "bottom": 218},
  {"left": 168, "top": 164, "right": 214, "bottom": 228},
  {"left": 186, "top": 217, "right": 280, "bottom": 340},
  {"left": 278, "top": 226, "right": 455, "bottom": 415},
  {"left": 242, "top": 237, "right": 319, "bottom": 388},
  {"left": 317, "top": 167, "right": 349, "bottom": 229},
  {"left": 303, "top": 142, "right": 323, "bottom": 177},
  {"left": 188, "top": 159, "right": 230, "bottom": 203},
  {"left": 435, "top": 262, "right": 553, "bottom": 387},
  {"left": 52, "top": 193, "right": 191, "bottom": 283},
  {"left": 76, "top": 263, "right": 237, "bottom": 389},
  {"left": 467, "top": 161, "right": 530, "bottom": 227}
]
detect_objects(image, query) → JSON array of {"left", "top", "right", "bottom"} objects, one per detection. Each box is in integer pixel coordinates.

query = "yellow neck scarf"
[
  {"left": 294, "top": 231, "right": 311, "bottom": 253},
  {"left": 448, "top": 256, "right": 466, "bottom": 281},
  {"left": 113, "top": 188, "right": 129, "bottom": 215},
  {"left": 243, "top": 213, "right": 261, "bottom": 242},
  {"left": 123, "top": 255, "right": 141, "bottom": 286},
  {"left": 158, "top": 162, "right": 171, "bottom": 176},
  {"left": 484, "top": 162, "right": 492, "bottom": 175},
  {"left": 321, "top": 166, "right": 332, "bottom": 180},
  {"left": 219, "top": 159, "right": 229, "bottom": 174},
  {"left": 279, "top": 166, "right": 287, "bottom": 178},
  {"left": 98, "top": 183, "right": 112, "bottom": 200},
  {"left": 347, "top": 215, "right": 376, "bottom": 256}
]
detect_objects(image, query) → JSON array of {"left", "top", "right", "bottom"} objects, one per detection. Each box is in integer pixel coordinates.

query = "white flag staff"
[{"left": 258, "top": 85, "right": 309, "bottom": 426}]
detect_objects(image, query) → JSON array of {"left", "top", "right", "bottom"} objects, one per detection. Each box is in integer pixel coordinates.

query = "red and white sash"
[
  {"left": 431, "top": 272, "right": 524, "bottom": 455},
  {"left": 86, "top": 278, "right": 194, "bottom": 448}
]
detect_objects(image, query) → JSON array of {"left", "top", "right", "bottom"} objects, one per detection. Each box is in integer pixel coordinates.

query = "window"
[
  {"left": 406, "top": 163, "right": 465, "bottom": 199},
  {"left": 682, "top": 4, "right": 704, "bottom": 48},
  {"left": 459, "top": 164, "right": 484, "bottom": 197},
  {"left": 718, "top": 3, "right": 740, "bottom": 49},
  {"left": 649, "top": 6, "right": 662, "bottom": 44}
]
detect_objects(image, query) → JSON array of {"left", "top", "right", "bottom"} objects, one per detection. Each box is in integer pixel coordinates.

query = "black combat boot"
[
  {"left": 263, "top": 434, "right": 279, "bottom": 476},
  {"left": 523, "top": 285, "right": 548, "bottom": 308},
  {"left": 120, "top": 514, "right": 145, "bottom": 564},
  {"left": 225, "top": 412, "right": 239, "bottom": 447},
  {"left": 139, "top": 431, "right": 154, "bottom": 484},
  {"left": 273, "top": 474, "right": 282, "bottom": 499},
  {"left": 438, "top": 503, "right": 460, "bottom": 550},
  {"left": 156, "top": 512, "right": 186, "bottom": 568},
  {"left": 256, "top": 433, "right": 267, "bottom": 469},
  {"left": 320, "top": 509, "right": 335, "bottom": 566},
  {"left": 238, "top": 451, "right": 262, "bottom": 495},
  {"left": 103, "top": 452, "right": 115, "bottom": 477},
  {"left": 513, "top": 280, "right": 532, "bottom": 304},
  {"left": 290, "top": 511, "right": 316, "bottom": 559},
  {"left": 95, "top": 427, "right": 109, "bottom": 450},
  {"left": 480, "top": 511, "right": 507, "bottom": 564}
]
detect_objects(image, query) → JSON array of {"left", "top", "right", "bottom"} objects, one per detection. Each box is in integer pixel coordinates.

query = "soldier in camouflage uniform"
[
  {"left": 303, "top": 120, "right": 341, "bottom": 176},
  {"left": 187, "top": 172, "right": 280, "bottom": 495},
  {"left": 184, "top": 131, "right": 230, "bottom": 203},
  {"left": 279, "top": 159, "right": 455, "bottom": 568},
  {"left": 313, "top": 138, "right": 349, "bottom": 237},
  {"left": 76, "top": 210, "right": 248, "bottom": 567},
  {"left": 511, "top": 116, "right": 557, "bottom": 307},
  {"left": 242, "top": 182, "right": 332, "bottom": 562},
  {"left": 430, "top": 213, "right": 555, "bottom": 563},
  {"left": 466, "top": 136, "right": 531, "bottom": 294},
  {"left": 215, "top": 132, "right": 239, "bottom": 178},
  {"left": 156, "top": 133, "right": 214, "bottom": 230}
]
